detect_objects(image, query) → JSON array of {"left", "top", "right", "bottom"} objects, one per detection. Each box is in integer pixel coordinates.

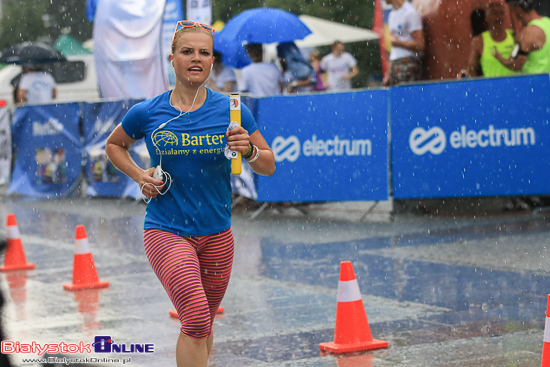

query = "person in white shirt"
[
  {"left": 17, "top": 65, "right": 57, "bottom": 103},
  {"left": 383, "top": 0, "right": 425, "bottom": 86},
  {"left": 206, "top": 51, "right": 237, "bottom": 93},
  {"left": 320, "top": 41, "right": 359, "bottom": 91},
  {"left": 240, "top": 43, "right": 284, "bottom": 97}
]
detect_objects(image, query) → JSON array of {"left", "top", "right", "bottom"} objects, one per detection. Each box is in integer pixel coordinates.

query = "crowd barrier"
[
  {"left": 81, "top": 100, "right": 144, "bottom": 198},
  {"left": 5, "top": 98, "right": 259, "bottom": 200},
  {"left": 391, "top": 74, "right": 550, "bottom": 199},
  {"left": 255, "top": 90, "right": 389, "bottom": 202},
  {"left": 2, "top": 73, "right": 549, "bottom": 201},
  {"left": 10, "top": 103, "right": 83, "bottom": 198},
  {"left": 8, "top": 101, "right": 142, "bottom": 199}
]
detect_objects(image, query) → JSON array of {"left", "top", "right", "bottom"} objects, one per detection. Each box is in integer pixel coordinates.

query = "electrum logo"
[
  {"left": 272, "top": 136, "right": 300, "bottom": 162},
  {"left": 272, "top": 135, "right": 372, "bottom": 162},
  {"left": 409, "top": 125, "right": 536, "bottom": 155},
  {"left": 409, "top": 127, "right": 446, "bottom": 155}
]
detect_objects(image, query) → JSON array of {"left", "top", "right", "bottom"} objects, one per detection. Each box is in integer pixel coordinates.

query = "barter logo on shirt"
[
  {"left": 152, "top": 130, "right": 226, "bottom": 156},
  {"left": 153, "top": 130, "right": 179, "bottom": 148}
]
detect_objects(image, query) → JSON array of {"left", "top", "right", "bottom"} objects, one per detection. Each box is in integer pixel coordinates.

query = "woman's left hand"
[
  {"left": 390, "top": 32, "right": 399, "bottom": 46},
  {"left": 226, "top": 126, "right": 250, "bottom": 154},
  {"left": 492, "top": 47, "right": 504, "bottom": 62}
]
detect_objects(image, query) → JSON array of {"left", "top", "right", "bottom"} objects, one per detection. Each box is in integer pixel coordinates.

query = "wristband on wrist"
[
  {"left": 245, "top": 145, "right": 260, "bottom": 163},
  {"left": 242, "top": 142, "right": 253, "bottom": 159},
  {"left": 511, "top": 43, "right": 529, "bottom": 58}
]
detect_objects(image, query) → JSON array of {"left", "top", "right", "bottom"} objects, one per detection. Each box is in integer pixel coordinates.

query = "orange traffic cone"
[
  {"left": 319, "top": 261, "right": 388, "bottom": 354},
  {"left": 63, "top": 225, "right": 109, "bottom": 291},
  {"left": 0, "top": 214, "right": 35, "bottom": 271},
  {"left": 542, "top": 294, "right": 550, "bottom": 366},
  {"left": 169, "top": 307, "right": 224, "bottom": 318}
]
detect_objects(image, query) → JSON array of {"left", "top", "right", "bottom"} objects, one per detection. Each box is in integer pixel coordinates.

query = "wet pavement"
[{"left": 0, "top": 191, "right": 548, "bottom": 366}]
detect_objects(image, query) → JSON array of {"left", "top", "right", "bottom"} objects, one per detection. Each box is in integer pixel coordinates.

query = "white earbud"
[
  {"left": 171, "top": 60, "right": 174, "bottom": 67},
  {"left": 210, "top": 64, "right": 213, "bottom": 71}
]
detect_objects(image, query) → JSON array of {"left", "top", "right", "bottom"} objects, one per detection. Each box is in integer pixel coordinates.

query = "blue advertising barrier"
[
  {"left": 82, "top": 100, "right": 142, "bottom": 198},
  {"left": 255, "top": 90, "right": 389, "bottom": 202},
  {"left": 391, "top": 74, "right": 550, "bottom": 199},
  {"left": 8, "top": 103, "right": 82, "bottom": 197},
  {"left": 11, "top": 76, "right": 550, "bottom": 202}
]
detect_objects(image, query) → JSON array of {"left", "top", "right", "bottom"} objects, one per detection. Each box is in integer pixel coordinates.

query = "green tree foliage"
[
  {"left": 0, "top": 0, "right": 50, "bottom": 49},
  {"left": 51, "top": 0, "right": 93, "bottom": 43},
  {"left": 0, "top": 0, "right": 92, "bottom": 50},
  {"left": 214, "top": 0, "right": 373, "bottom": 28}
]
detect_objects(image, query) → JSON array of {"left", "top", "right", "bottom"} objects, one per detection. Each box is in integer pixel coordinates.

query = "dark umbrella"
[
  {"left": 215, "top": 8, "right": 311, "bottom": 68},
  {"left": 0, "top": 42, "right": 67, "bottom": 65}
]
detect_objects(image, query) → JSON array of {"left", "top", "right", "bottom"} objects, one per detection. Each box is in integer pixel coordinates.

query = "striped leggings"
[{"left": 143, "top": 228, "right": 234, "bottom": 339}]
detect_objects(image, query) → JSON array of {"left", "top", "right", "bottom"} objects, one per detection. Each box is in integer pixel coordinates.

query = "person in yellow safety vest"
[
  {"left": 493, "top": 0, "right": 550, "bottom": 74},
  {"left": 461, "top": 1, "right": 516, "bottom": 78}
]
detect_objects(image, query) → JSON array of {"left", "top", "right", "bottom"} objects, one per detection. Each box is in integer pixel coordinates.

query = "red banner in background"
[{"left": 373, "top": 0, "right": 390, "bottom": 79}]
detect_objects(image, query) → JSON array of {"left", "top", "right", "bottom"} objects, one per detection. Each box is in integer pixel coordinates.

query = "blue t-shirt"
[{"left": 122, "top": 89, "right": 258, "bottom": 236}]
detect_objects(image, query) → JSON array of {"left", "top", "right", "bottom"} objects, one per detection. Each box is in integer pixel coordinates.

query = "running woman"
[{"left": 105, "top": 20, "right": 275, "bottom": 367}]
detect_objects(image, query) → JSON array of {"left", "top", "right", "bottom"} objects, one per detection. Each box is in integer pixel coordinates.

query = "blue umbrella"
[
  {"left": 214, "top": 37, "right": 252, "bottom": 69},
  {"left": 215, "top": 8, "right": 312, "bottom": 68}
]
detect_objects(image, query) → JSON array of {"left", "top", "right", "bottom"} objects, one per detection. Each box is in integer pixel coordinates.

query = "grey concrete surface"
[{"left": 0, "top": 188, "right": 548, "bottom": 366}]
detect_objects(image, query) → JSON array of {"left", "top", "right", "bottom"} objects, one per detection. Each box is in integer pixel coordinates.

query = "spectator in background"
[
  {"left": 17, "top": 64, "right": 57, "bottom": 104},
  {"left": 240, "top": 43, "right": 284, "bottom": 97},
  {"left": 206, "top": 51, "right": 237, "bottom": 93},
  {"left": 471, "top": 8, "right": 489, "bottom": 37},
  {"left": 466, "top": 7, "right": 489, "bottom": 76},
  {"left": 309, "top": 51, "right": 327, "bottom": 92},
  {"left": 493, "top": 0, "right": 550, "bottom": 74},
  {"left": 461, "top": 2, "right": 516, "bottom": 78},
  {"left": 383, "top": 0, "right": 425, "bottom": 86},
  {"left": 320, "top": 41, "right": 358, "bottom": 91},
  {"left": 277, "top": 42, "right": 316, "bottom": 94}
]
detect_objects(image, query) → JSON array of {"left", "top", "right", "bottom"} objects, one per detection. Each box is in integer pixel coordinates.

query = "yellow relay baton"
[{"left": 230, "top": 94, "right": 242, "bottom": 175}]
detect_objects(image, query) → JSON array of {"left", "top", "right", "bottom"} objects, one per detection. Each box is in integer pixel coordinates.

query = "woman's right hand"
[{"left": 138, "top": 167, "right": 165, "bottom": 199}]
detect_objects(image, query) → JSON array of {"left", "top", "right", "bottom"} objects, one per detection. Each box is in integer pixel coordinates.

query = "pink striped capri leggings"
[{"left": 143, "top": 228, "right": 234, "bottom": 339}]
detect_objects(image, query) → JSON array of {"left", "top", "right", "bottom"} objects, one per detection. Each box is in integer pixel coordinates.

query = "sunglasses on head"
[{"left": 173, "top": 20, "right": 215, "bottom": 37}]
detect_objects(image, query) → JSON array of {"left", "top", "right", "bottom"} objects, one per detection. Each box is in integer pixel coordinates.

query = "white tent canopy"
[{"left": 296, "top": 15, "right": 379, "bottom": 48}]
